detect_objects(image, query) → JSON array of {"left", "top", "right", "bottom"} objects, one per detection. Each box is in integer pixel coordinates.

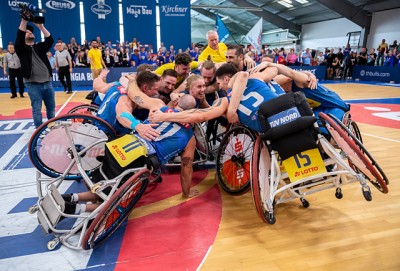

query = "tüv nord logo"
[
  {"left": 91, "top": 0, "right": 112, "bottom": 19},
  {"left": 267, "top": 107, "right": 301, "bottom": 128},
  {"left": 45, "top": 0, "right": 75, "bottom": 10}
]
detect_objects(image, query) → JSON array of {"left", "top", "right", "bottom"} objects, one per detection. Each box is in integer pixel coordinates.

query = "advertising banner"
[
  {"left": 159, "top": 0, "right": 191, "bottom": 52},
  {"left": 83, "top": 0, "right": 119, "bottom": 43},
  {"left": 41, "top": 0, "right": 81, "bottom": 43},
  {"left": 122, "top": 0, "right": 157, "bottom": 51},
  {"left": 0, "top": 0, "right": 39, "bottom": 45},
  {"left": 353, "top": 66, "right": 400, "bottom": 83}
]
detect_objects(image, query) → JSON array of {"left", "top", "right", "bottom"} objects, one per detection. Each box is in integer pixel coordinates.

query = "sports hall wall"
[{"left": 300, "top": 8, "right": 400, "bottom": 51}]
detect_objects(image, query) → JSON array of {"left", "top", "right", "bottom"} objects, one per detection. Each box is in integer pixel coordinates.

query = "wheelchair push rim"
[
  {"left": 82, "top": 169, "right": 150, "bottom": 250},
  {"left": 319, "top": 112, "right": 388, "bottom": 193},
  {"left": 28, "top": 114, "right": 117, "bottom": 180},
  {"left": 216, "top": 125, "right": 256, "bottom": 196},
  {"left": 251, "top": 136, "right": 275, "bottom": 224}
]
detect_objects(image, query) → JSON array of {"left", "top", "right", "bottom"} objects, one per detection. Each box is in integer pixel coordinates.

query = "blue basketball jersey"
[
  {"left": 227, "top": 78, "right": 279, "bottom": 133},
  {"left": 96, "top": 83, "right": 130, "bottom": 135},
  {"left": 144, "top": 107, "right": 194, "bottom": 164},
  {"left": 291, "top": 82, "right": 349, "bottom": 111}
]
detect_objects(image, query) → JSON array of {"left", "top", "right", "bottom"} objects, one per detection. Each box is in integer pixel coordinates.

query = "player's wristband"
[{"left": 120, "top": 112, "right": 141, "bottom": 131}]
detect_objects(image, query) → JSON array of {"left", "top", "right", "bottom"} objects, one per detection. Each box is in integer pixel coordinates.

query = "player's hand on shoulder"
[
  {"left": 244, "top": 56, "right": 256, "bottom": 69},
  {"left": 148, "top": 109, "right": 165, "bottom": 123}
]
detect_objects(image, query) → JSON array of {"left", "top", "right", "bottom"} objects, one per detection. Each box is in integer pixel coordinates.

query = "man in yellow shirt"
[
  {"left": 377, "top": 38, "right": 388, "bottom": 66},
  {"left": 155, "top": 52, "right": 198, "bottom": 89},
  {"left": 88, "top": 40, "right": 106, "bottom": 79},
  {"left": 198, "top": 30, "right": 227, "bottom": 63}
]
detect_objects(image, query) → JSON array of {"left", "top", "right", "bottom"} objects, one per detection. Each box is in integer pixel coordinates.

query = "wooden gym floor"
[{"left": 0, "top": 82, "right": 399, "bottom": 271}]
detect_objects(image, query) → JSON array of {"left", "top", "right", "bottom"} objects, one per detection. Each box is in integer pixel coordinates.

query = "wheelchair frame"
[
  {"left": 251, "top": 113, "right": 388, "bottom": 224},
  {"left": 29, "top": 116, "right": 153, "bottom": 250}
]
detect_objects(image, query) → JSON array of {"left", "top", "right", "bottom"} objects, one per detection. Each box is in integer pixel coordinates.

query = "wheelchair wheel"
[
  {"left": 319, "top": 112, "right": 388, "bottom": 193},
  {"left": 251, "top": 136, "right": 275, "bottom": 224},
  {"left": 68, "top": 104, "right": 99, "bottom": 115},
  {"left": 82, "top": 169, "right": 150, "bottom": 250},
  {"left": 29, "top": 114, "right": 116, "bottom": 180},
  {"left": 216, "top": 125, "right": 256, "bottom": 195}
]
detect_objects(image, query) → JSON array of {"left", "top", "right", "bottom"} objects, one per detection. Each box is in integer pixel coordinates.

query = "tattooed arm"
[
  {"left": 149, "top": 97, "right": 229, "bottom": 124},
  {"left": 127, "top": 76, "right": 165, "bottom": 110}
]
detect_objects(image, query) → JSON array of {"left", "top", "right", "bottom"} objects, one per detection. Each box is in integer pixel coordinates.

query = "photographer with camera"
[{"left": 15, "top": 4, "right": 55, "bottom": 128}]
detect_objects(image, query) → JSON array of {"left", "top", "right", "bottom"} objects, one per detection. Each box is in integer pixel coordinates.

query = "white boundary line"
[
  {"left": 196, "top": 245, "right": 213, "bottom": 271},
  {"left": 55, "top": 91, "right": 77, "bottom": 116},
  {"left": 361, "top": 132, "right": 400, "bottom": 143}
]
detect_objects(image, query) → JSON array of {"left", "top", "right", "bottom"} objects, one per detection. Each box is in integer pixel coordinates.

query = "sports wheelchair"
[
  {"left": 250, "top": 92, "right": 389, "bottom": 224},
  {"left": 28, "top": 114, "right": 160, "bottom": 250}
]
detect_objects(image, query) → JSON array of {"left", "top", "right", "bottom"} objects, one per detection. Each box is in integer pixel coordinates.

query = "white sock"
[
  {"left": 75, "top": 204, "right": 87, "bottom": 214},
  {"left": 71, "top": 193, "right": 79, "bottom": 202}
]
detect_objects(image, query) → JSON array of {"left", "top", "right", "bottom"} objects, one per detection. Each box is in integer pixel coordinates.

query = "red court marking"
[
  {"left": 350, "top": 103, "right": 400, "bottom": 129},
  {"left": 0, "top": 102, "right": 83, "bottom": 120},
  {"left": 137, "top": 169, "right": 209, "bottom": 207},
  {"left": 115, "top": 185, "right": 222, "bottom": 271}
]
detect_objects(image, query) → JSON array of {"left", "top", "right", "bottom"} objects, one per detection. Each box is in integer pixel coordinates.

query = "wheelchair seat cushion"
[{"left": 257, "top": 92, "right": 318, "bottom": 160}]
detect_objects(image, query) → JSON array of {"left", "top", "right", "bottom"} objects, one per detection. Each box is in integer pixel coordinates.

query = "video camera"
[{"left": 19, "top": 2, "right": 46, "bottom": 24}]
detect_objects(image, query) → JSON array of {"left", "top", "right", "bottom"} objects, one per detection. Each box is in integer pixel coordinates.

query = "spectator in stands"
[
  {"left": 139, "top": 46, "right": 147, "bottom": 63},
  {"left": 377, "top": 39, "right": 388, "bottom": 66},
  {"left": 198, "top": 30, "right": 227, "bottom": 63},
  {"left": 47, "top": 51, "right": 55, "bottom": 70},
  {"left": 102, "top": 48, "right": 114, "bottom": 68},
  {"left": 81, "top": 39, "right": 89, "bottom": 51},
  {"left": 343, "top": 51, "right": 356, "bottom": 79},
  {"left": 277, "top": 51, "right": 286, "bottom": 65},
  {"left": 160, "top": 42, "right": 167, "bottom": 53},
  {"left": 105, "top": 40, "right": 113, "bottom": 50},
  {"left": 332, "top": 56, "right": 341, "bottom": 78},
  {"left": 389, "top": 40, "right": 398, "bottom": 52},
  {"left": 189, "top": 45, "right": 200, "bottom": 61},
  {"left": 337, "top": 48, "right": 344, "bottom": 62},
  {"left": 96, "top": 36, "right": 103, "bottom": 47},
  {"left": 169, "top": 45, "right": 176, "bottom": 59},
  {"left": 357, "top": 47, "right": 367, "bottom": 65},
  {"left": 286, "top": 48, "right": 297, "bottom": 66},
  {"left": 67, "top": 43, "right": 76, "bottom": 64},
  {"left": 326, "top": 49, "right": 336, "bottom": 79},
  {"left": 343, "top": 43, "right": 351, "bottom": 59},
  {"left": 130, "top": 48, "right": 140, "bottom": 67},
  {"left": 367, "top": 48, "right": 377, "bottom": 66},
  {"left": 157, "top": 48, "right": 166, "bottom": 66},
  {"left": 129, "top": 37, "right": 137, "bottom": 50},
  {"left": 75, "top": 50, "right": 88, "bottom": 67},
  {"left": 301, "top": 48, "right": 311, "bottom": 66},
  {"left": 3, "top": 44, "right": 25, "bottom": 98},
  {"left": 122, "top": 48, "right": 130, "bottom": 67},
  {"left": 317, "top": 51, "right": 325, "bottom": 66},
  {"left": 88, "top": 40, "right": 107, "bottom": 80},
  {"left": 383, "top": 50, "right": 396, "bottom": 66},
  {"left": 112, "top": 48, "right": 121, "bottom": 67}
]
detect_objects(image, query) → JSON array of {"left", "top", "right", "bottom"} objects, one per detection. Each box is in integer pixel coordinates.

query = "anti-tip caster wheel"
[
  {"left": 362, "top": 186, "right": 372, "bottom": 202},
  {"left": 266, "top": 212, "right": 276, "bottom": 225},
  {"left": 335, "top": 187, "right": 343, "bottom": 199},
  {"left": 47, "top": 238, "right": 60, "bottom": 250},
  {"left": 300, "top": 197, "right": 310, "bottom": 208},
  {"left": 28, "top": 205, "right": 39, "bottom": 214}
]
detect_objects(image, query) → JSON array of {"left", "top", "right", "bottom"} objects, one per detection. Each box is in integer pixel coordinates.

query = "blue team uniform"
[
  {"left": 291, "top": 82, "right": 349, "bottom": 122},
  {"left": 227, "top": 78, "right": 280, "bottom": 133},
  {"left": 96, "top": 83, "right": 130, "bottom": 135},
  {"left": 144, "top": 107, "right": 194, "bottom": 164}
]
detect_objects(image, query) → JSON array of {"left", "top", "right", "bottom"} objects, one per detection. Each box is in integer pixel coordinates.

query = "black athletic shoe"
[
  {"left": 20, "top": 94, "right": 25, "bottom": 98},
  {"left": 10, "top": 95, "right": 17, "bottom": 99}
]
